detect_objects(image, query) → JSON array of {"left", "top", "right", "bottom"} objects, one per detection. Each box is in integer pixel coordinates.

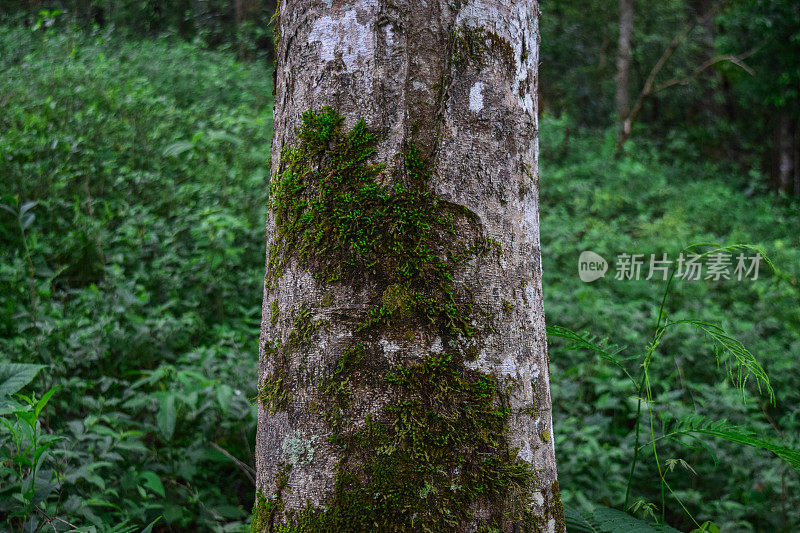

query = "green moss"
[
  {"left": 259, "top": 369, "right": 291, "bottom": 413},
  {"left": 251, "top": 490, "right": 271, "bottom": 533},
  {"left": 290, "top": 354, "right": 534, "bottom": 532},
  {"left": 318, "top": 342, "right": 366, "bottom": 431},
  {"left": 320, "top": 291, "right": 333, "bottom": 307},
  {"left": 272, "top": 107, "right": 447, "bottom": 284},
  {"left": 549, "top": 480, "right": 567, "bottom": 532},
  {"left": 286, "top": 305, "right": 322, "bottom": 351},
  {"left": 251, "top": 470, "right": 289, "bottom": 533},
  {"left": 262, "top": 108, "right": 537, "bottom": 531},
  {"left": 502, "top": 298, "right": 516, "bottom": 312},
  {"left": 484, "top": 237, "right": 503, "bottom": 256},
  {"left": 270, "top": 107, "right": 479, "bottom": 337},
  {"left": 270, "top": 300, "right": 280, "bottom": 326}
]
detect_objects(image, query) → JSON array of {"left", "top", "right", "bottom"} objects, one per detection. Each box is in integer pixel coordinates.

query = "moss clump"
[
  {"left": 318, "top": 342, "right": 366, "bottom": 431},
  {"left": 269, "top": 106, "right": 479, "bottom": 337},
  {"left": 549, "top": 480, "right": 567, "bottom": 532},
  {"left": 270, "top": 107, "right": 458, "bottom": 288},
  {"left": 261, "top": 108, "right": 536, "bottom": 531},
  {"left": 251, "top": 471, "right": 289, "bottom": 533},
  {"left": 258, "top": 369, "right": 290, "bottom": 414},
  {"left": 484, "top": 237, "right": 503, "bottom": 257},
  {"left": 251, "top": 490, "right": 272, "bottom": 533},
  {"left": 285, "top": 305, "right": 322, "bottom": 351},
  {"left": 285, "top": 354, "right": 534, "bottom": 532},
  {"left": 270, "top": 300, "right": 280, "bottom": 326}
]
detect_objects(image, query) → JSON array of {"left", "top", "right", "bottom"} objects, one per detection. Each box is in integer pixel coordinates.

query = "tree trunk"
[
  {"left": 254, "top": 2, "right": 563, "bottom": 531},
  {"left": 777, "top": 114, "right": 795, "bottom": 195},
  {"left": 615, "top": 0, "right": 634, "bottom": 141}
]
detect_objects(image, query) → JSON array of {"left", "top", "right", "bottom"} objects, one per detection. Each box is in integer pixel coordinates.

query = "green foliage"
[
  {"left": 0, "top": 364, "right": 45, "bottom": 410},
  {"left": 539, "top": 0, "right": 800, "bottom": 188},
  {"left": 540, "top": 115, "right": 800, "bottom": 531},
  {"left": 565, "top": 505, "right": 684, "bottom": 533},
  {"left": 0, "top": 381, "right": 64, "bottom": 531},
  {"left": 0, "top": 0, "right": 277, "bottom": 62},
  {"left": 0, "top": 24, "right": 272, "bottom": 530}
]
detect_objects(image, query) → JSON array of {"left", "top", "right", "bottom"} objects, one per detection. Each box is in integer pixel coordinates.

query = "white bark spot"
[
  {"left": 499, "top": 354, "right": 518, "bottom": 377},
  {"left": 379, "top": 338, "right": 401, "bottom": 354},
  {"left": 469, "top": 81, "right": 484, "bottom": 112},
  {"left": 465, "top": 348, "right": 519, "bottom": 377},
  {"left": 308, "top": 9, "right": 374, "bottom": 82},
  {"left": 509, "top": 3, "right": 538, "bottom": 114},
  {"left": 381, "top": 20, "right": 396, "bottom": 46},
  {"left": 430, "top": 337, "right": 443, "bottom": 354},
  {"left": 547, "top": 519, "right": 556, "bottom": 533},
  {"left": 524, "top": 283, "right": 538, "bottom": 309},
  {"left": 517, "top": 440, "right": 533, "bottom": 463},
  {"left": 532, "top": 491, "right": 544, "bottom": 506}
]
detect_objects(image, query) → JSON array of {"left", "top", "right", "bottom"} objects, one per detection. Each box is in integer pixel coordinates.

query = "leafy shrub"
[{"left": 0, "top": 23, "right": 272, "bottom": 531}]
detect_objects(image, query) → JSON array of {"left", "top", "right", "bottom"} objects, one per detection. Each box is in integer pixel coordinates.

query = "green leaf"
[
  {"left": 34, "top": 386, "right": 59, "bottom": 418},
  {"left": 649, "top": 413, "right": 800, "bottom": 473},
  {"left": 21, "top": 212, "right": 35, "bottom": 229},
  {"left": 138, "top": 471, "right": 165, "bottom": 498},
  {"left": 163, "top": 140, "right": 194, "bottom": 157},
  {"left": 216, "top": 384, "right": 233, "bottom": 413},
  {"left": 565, "top": 505, "right": 684, "bottom": 533},
  {"left": 20, "top": 201, "right": 37, "bottom": 215},
  {"left": 0, "top": 397, "right": 21, "bottom": 416},
  {"left": 141, "top": 517, "right": 162, "bottom": 533},
  {"left": 0, "top": 364, "right": 45, "bottom": 397}
]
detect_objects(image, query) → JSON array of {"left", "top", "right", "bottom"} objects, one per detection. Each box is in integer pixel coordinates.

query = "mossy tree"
[{"left": 254, "top": 1, "right": 564, "bottom": 531}]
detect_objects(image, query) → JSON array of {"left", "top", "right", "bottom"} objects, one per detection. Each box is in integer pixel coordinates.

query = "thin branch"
[
  {"left": 620, "top": 0, "right": 731, "bottom": 143},
  {"left": 34, "top": 504, "right": 80, "bottom": 531},
  {"left": 653, "top": 53, "right": 755, "bottom": 93},
  {"left": 211, "top": 441, "right": 256, "bottom": 485}
]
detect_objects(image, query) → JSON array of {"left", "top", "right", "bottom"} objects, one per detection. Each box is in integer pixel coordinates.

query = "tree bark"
[
  {"left": 615, "top": 0, "right": 634, "bottom": 141},
  {"left": 254, "top": 1, "right": 563, "bottom": 531},
  {"left": 777, "top": 115, "right": 796, "bottom": 195}
]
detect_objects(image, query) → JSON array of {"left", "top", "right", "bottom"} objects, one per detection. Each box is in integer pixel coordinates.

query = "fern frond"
[
  {"left": 647, "top": 413, "right": 800, "bottom": 473},
  {"left": 664, "top": 320, "right": 774, "bottom": 404},
  {"left": 547, "top": 325, "right": 637, "bottom": 387}
]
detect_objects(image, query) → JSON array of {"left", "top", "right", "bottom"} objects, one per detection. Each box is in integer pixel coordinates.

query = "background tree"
[
  {"left": 614, "top": 0, "right": 634, "bottom": 141},
  {"left": 253, "top": 1, "right": 563, "bottom": 531}
]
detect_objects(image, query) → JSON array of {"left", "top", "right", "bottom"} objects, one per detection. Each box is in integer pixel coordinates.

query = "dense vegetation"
[
  {"left": 1, "top": 23, "right": 271, "bottom": 531},
  {"left": 1, "top": 1, "right": 798, "bottom": 532},
  {"left": 539, "top": 118, "right": 800, "bottom": 531}
]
